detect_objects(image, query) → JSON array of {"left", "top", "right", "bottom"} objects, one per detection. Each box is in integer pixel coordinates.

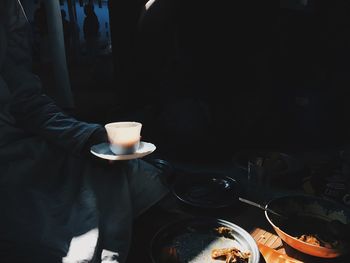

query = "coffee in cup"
[{"left": 105, "top": 121, "right": 142, "bottom": 155}]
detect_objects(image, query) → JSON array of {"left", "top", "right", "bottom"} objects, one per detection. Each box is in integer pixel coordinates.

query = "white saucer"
[{"left": 90, "top": 141, "right": 156, "bottom": 161}]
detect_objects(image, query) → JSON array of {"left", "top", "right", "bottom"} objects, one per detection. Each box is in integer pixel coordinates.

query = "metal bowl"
[
  {"left": 265, "top": 194, "right": 350, "bottom": 258},
  {"left": 150, "top": 217, "right": 260, "bottom": 263}
]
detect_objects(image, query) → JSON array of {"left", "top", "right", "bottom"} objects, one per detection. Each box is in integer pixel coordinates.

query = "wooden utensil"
[{"left": 258, "top": 243, "right": 304, "bottom": 263}]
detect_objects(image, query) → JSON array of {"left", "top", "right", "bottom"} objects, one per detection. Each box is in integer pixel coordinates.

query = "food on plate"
[
  {"left": 160, "top": 247, "right": 180, "bottom": 263},
  {"left": 211, "top": 247, "right": 251, "bottom": 263},
  {"left": 214, "top": 226, "right": 235, "bottom": 239}
]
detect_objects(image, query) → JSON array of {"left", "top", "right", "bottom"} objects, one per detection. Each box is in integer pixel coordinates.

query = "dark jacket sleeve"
[{"left": 1, "top": 0, "right": 107, "bottom": 155}]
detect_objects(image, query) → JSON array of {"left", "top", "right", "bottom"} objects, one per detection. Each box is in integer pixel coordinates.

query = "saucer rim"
[{"left": 90, "top": 141, "right": 156, "bottom": 161}]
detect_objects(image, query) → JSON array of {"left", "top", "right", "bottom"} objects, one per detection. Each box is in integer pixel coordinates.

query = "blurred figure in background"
[
  {"left": 61, "top": 9, "right": 72, "bottom": 59},
  {"left": 33, "top": 1, "right": 50, "bottom": 63},
  {"left": 83, "top": 3, "right": 100, "bottom": 66}
]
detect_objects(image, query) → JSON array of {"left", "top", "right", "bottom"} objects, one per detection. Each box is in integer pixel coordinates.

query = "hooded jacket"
[
  {"left": 0, "top": 0, "right": 102, "bottom": 154},
  {"left": 0, "top": 0, "right": 103, "bottom": 255},
  {"left": 0, "top": 3, "right": 167, "bottom": 262}
]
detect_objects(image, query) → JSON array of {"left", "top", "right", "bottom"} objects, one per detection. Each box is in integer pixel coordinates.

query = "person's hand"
[{"left": 84, "top": 126, "right": 108, "bottom": 155}]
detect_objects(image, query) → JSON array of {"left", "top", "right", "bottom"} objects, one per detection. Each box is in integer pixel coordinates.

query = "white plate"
[{"left": 90, "top": 141, "right": 156, "bottom": 161}]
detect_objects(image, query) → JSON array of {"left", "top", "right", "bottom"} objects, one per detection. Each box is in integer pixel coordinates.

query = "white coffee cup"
[{"left": 105, "top": 121, "right": 142, "bottom": 155}]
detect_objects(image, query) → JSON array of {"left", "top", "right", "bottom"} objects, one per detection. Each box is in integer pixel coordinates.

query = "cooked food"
[
  {"left": 280, "top": 215, "right": 342, "bottom": 250},
  {"left": 281, "top": 215, "right": 344, "bottom": 252},
  {"left": 211, "top": 247, "right": 251, "bottom": 263},
  {"left": 160, "top": 247, "right": 180, "bottom": 263},
  {"left": 214, "top": 226, "right": 235, "bottom": 239},
  {"left": 297, "top": 234, "right": 339, "bottom": 249},
  {"left": 215, "top": 227, "right": 232, "bottom": 235},
  {"left": 212, "top": 247, "right": 236, "bottom": 258},
  {"left": 298, "top": 234, "right": 321, "bottom": 246}
]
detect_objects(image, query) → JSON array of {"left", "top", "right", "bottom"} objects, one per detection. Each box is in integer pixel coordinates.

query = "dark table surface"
[{"left": 129, "top": 149, "right": 350, "bottom": 263}]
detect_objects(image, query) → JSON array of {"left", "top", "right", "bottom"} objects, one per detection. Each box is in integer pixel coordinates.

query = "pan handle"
[{"left": 238, "top": 197, "right": 288, "bottom": 219}]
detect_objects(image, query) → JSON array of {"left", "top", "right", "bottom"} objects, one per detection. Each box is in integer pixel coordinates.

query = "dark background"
[{"left": 27, "top": 0, "right": 350, "bottom": 162}]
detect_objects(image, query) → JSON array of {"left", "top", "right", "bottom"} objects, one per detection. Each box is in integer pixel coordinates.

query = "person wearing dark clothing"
[
  {"left": 61, "top": 9, "right": 72, "bottom": 57},
  {"left": 0, "top": 1, "right": 168, "bottom": 262},
  {"left": 83, "top": 4, "right": 100, "bottom": 60},
  {"left": 33, "top": 1, "right": 51, "bottom": 63},
  {"left": 33, "top": 1, "right": 48, "bottom": 37}
]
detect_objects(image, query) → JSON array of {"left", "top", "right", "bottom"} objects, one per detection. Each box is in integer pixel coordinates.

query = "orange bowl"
[{"left": 264, "top": 194, "right": 350, "bottom": 258}]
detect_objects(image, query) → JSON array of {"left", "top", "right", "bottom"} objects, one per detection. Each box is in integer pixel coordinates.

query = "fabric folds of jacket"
[
  {"left": 0, "top": 0, "right": 103, "bottom": 154},
  {"left": 0, "top": 0, "right": 104, "bottom": 256}
]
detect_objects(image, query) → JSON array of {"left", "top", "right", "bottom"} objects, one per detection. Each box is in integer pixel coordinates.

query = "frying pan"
[
  {"left": 146, "top": 157, "right": 248, "bottom": 211},
  {"left": 171, "top": 172, "right": 244, "bottom": 210},
  {"left": 264, "top": 194, "right": 350, "bottom": 258},
  {"left": 147, "top": 160, "right": 244, "bottom": 211},
  {"left": 150, "top": 217, "right": 261, "bottom": 263}
]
